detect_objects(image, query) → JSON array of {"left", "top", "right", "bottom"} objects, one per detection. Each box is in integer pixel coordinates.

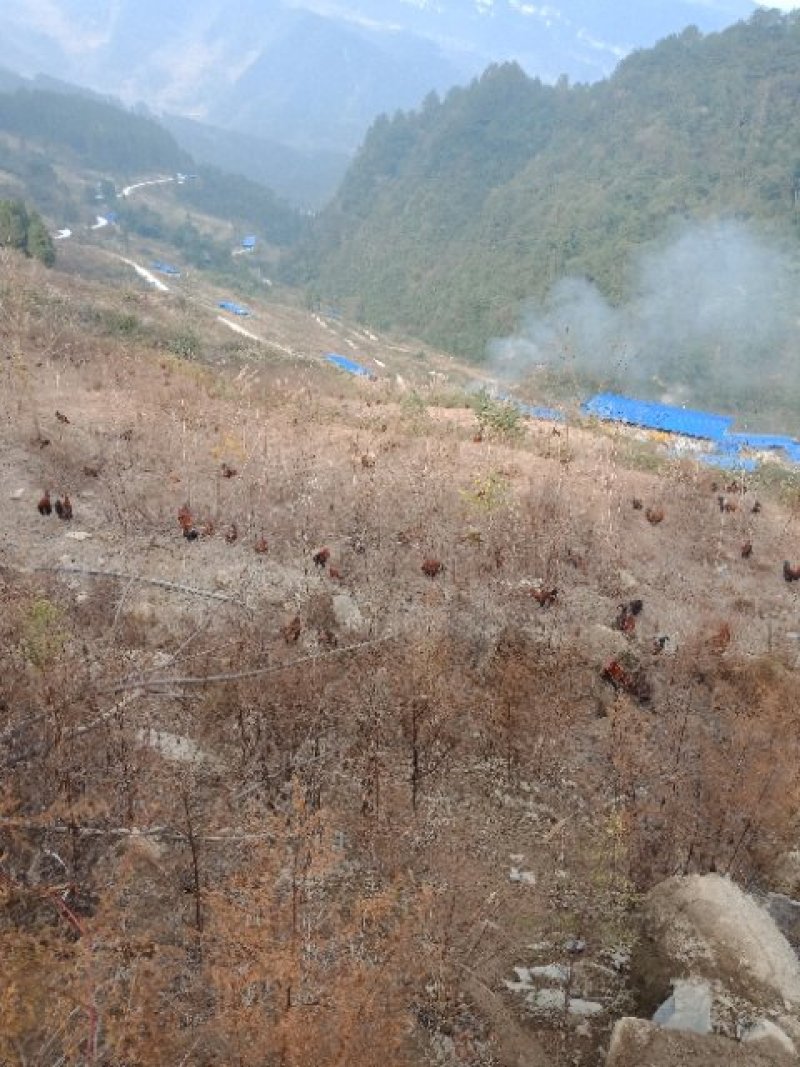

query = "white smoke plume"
[{"left": 488, "top": 220, "right": 800, "bottom": 425}]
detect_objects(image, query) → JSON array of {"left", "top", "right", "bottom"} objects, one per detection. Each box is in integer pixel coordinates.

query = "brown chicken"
[
  {"left": 224, "top": 524, "right": 238, "bottom": 544},
  {"left": 631, "top": 497, "right": 643, "bottom": 510},
  {"left": 531, "top": 587, "right": 558, "bottom": 607},
  {"left": 178, "top": 503, "right": 197, "bottom": 540},
  {"left": 282, "top": 615, "right": 302, "bottom": 644},
  {"left": 601, "top": 659, "right": 652, "bottom": 702},
  {"left": 421, "top": 558, "right": 444, "bottom": 578},
  {"left": 178, "top": 504, "right": 193, "bottom": 531},
  {"left": 645, "top": 507, "right": 664, "bottom": 525},
  {"left": 221, "top": 462, "right": 238, "bottom": 478},
  {"left": 707, "top": 622, "right": 731, "bottom": 653},
  {"left": 54, "top": 494, "right": 72, "bottom": 521},
  {"left": 783, "top": 561, "right": 800, "bottom": 582},
  {"left": 37, "top": 490, "right": 52, "bottom": 516},
  {"left": 613, "top": 599, "right": 643, "bottom": 634},
  {"left": 751, "top": 500, "right": 762, "bottom": 514},
  {"left": 718, "top": 495, "right": 737, "bottom": 514},
  {"left": 254, "top": 536, "right": 269, "bottom": 554},
  {"left": 328, "top": 565, "right": 343, "bottom": 581},
  {"left": 741, "top": 540, "right": 753, "bottom": 559},
  {"left": 313, "top": 547, "right": 331, "bottom": 568}
]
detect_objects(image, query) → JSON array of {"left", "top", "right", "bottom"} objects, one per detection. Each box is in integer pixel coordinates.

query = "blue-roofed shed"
[
  {"left": 152, "top": 260, "right": 181, "bottom": 276},
  {"left": 325, "top": 353, "right": 373, "bottom": 379},
  {"left": 242, "top": 235, "right": 257, "bottom": 249},
  {"left": 583, "top": 393, "right": 734, "bottom": 441},
  {"left": 218, "top": 300, "right": 250, "bottom": 316}
]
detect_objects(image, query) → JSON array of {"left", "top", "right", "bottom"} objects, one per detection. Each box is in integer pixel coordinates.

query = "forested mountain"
[
  {"left": 0, "top": 87, "right": 301, "bottom": 245},
  {"left": 159, "top": 114, "right": 349, "bottom": 210},
  {"left": 291, "top": 11, "right": 800, "bottom": 362},
  {"left": 0, "top": 89, "right": 190, "bottom": 173}
]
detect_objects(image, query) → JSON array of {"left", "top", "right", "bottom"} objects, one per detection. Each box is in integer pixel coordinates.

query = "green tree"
[
  {"left": 0, "top": 198, "right": 28, "bottom": 251},
  {"left": 26, "top": 208, "right": 55, "bottom": 266}
]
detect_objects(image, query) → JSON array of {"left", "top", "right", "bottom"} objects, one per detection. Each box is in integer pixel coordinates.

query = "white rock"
[
  {"left": 635, "top": 873, "right": 800, "bottom": 1012},
  {"left": 65, "top": 531, "right": 91, "bottom": 541},
  {"left": 529, "top": 964, "right": 571, "bottom": 983},
  {"left": 10, "top": 488, "right": 25, "bottom": 499},
  {"left": 137, "top": 728, "right": 221, "bottom": 768},
  {"left": 741, "top": 1018, "right": 796, "bottom": 1056},
  {"left": 332, "top": 592, "right": 364, "bottom": 631},
  {"left": 509, "top": 867, "right": 536, "bottom": 885},
  {"left": 652, "top": 979, "right": 712, "bottom": 1034}
]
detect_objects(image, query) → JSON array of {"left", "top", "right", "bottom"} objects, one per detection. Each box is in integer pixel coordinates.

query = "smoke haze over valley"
[{"left": 489, "top": 221, "right": 800, "bottom": 426}]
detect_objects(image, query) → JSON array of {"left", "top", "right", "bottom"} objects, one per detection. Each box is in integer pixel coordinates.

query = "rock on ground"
[
  {"left": 631, "top": 873, "right": 800, "bottom": 1014},
  {"left": 606, "top": 1017, "right": 795, "bottom": 1067}
]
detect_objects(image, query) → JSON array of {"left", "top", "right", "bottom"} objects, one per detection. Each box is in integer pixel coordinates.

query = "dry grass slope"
[{"left": 1, "top": 249, "right": 800, "bottom": 1066}]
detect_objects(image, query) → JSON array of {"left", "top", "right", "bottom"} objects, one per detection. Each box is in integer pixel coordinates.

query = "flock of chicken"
[{"left": 33, "top": 408, "right": 800, "bottom": 698}]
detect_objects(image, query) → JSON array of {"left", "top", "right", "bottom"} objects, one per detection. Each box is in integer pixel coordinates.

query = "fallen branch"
[
  {"left": 27, "top": 565, "right": 245, "bottom": 605},
  {"left": 111, "top": 633, "right": 400, "bottom": 693},
  {"left": 0, "top": 818, "right": 277, "bottom": 845}
]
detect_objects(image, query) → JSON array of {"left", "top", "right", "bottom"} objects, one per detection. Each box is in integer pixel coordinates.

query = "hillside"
[
  {"left": 2, "top": 211, "right": 800, "bottom": 1064},
  {"left": 292, "top": 11, "right": 800, "bottom": 369},
  {"left": 0, "top": 85, "right": 302, "bottom": 279},
  {"left": 159, "top": 114, "right": 349, "bottom": 210}
]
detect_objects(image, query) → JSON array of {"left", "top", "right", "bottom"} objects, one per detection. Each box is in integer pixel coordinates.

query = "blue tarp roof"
[
  {"left": 241, "top": 235, "right": 257, "bottom": 248},
  {"left": 583, "top": 393, "right": 734, "bottom": 441},
  {"left": 325, "top": 352, "right": 372, "bottom": 378},
  {"left": 725, "top": 432, "right": 800, "bottom": 452},
  {"left": 583, "top": 391, "right": 800, "bottom": 468},
  {"left": 218, "top": 300, "right": 250, "bottom": 316},
  {"left": 151, "top": 260, "right": 180, "bottom": 276}
]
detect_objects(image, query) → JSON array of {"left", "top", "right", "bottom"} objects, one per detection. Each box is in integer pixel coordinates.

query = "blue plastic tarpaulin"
[
  {"left": 325, "top": 353, "right": 373, "bottom": 378},
  {"left": 241, "top": 235, "right": 257, "bottom": 249},
  {"left": 218, "top": 300, "right": 250, "bottom": 316},
  {"left": 583, "top": 393, "right": 734, "bottom": 441},
  {"left": 151, "top": 260, "right": 181, "bottom": 276}
]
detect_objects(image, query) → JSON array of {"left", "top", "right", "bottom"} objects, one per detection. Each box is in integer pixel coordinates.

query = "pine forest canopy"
[{"left": 290, "top": 10, "right": 800, "bottom": 363}]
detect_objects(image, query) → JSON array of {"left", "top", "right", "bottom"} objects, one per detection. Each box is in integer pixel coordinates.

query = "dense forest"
[
  {"left": 0, "top": 90, "right": 190, "bottom": 174},
  {"left": 289, "top": 10, "right": 800, "bottom": 362}
]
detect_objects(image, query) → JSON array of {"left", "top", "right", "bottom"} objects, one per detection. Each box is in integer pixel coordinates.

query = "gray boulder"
[
  {"left": 631, "top": 873, "right": 800, "bottom": 1015},
  {"left": 606, "top": 1017, "right": 794, "bottom": 1067}
]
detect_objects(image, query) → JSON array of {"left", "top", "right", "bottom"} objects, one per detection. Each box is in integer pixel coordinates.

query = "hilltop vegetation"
[{"left": 291, "top": 10, "right": 800, "bottom": 362}]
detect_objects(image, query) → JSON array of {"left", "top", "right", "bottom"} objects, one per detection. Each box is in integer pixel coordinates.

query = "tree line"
[{"left": 289, "top": 9, "right": 800, "bottom": 362}]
